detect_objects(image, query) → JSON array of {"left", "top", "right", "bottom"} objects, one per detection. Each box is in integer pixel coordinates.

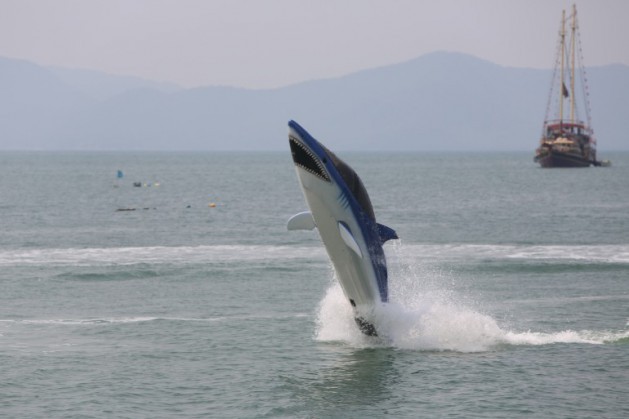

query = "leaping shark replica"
[{"left": 287, "top": 120, "right": 398, "bottom": 336}]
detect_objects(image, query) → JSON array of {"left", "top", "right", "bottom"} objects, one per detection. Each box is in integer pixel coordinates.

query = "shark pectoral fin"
[
  {"left": 287, "top": 211, "right": 316, "bottom": 231},
  {"left": 377, "top": 223, "right": 399, "bottom": 245},
  {"left": 338, "top": 222, "right": 363, "bottom": 258}
]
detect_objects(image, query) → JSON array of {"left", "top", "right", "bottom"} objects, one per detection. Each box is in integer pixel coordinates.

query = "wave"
[
  {"left": 0, "top": 317, "right": 163, "bottom": 325},
  {"left": 0, "top": 313, "right": 310, "bottom": 326},
  {"left": 314, "top": 283, "right": 629, "bottom": 352},
  {"left": 390, "top": 243, "right": 629, "bottom": 264},
  {"left": 2, "top": 243, "right": 627, "bottom": 267},
  {"left": 0, "top": 245, "right": 327, "bottom": 267}
]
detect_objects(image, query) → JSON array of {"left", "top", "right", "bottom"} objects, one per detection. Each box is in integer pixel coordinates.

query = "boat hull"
[{"left": 535, "top": 151, "right": 591, "bottom": 168}]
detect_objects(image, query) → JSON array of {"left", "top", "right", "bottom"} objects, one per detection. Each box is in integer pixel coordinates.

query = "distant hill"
[
  {"left": 50, "top": 66, "right": 181, "bottom": 101},
  {"left": 0, "top": 52, "right": 627, "bottom": 151}
]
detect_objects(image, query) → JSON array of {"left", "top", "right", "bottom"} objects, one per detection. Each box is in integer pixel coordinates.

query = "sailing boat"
[{"left": 534, "top": 5, "right": 607, "bottom": 168}]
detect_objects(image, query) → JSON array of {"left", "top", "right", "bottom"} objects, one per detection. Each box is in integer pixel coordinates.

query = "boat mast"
[
  {"left": 570, "top": 4, "right": 577, "bottom": 123},
  {"left": 559, "top": 9, "right": 566, "bottom": 124}
]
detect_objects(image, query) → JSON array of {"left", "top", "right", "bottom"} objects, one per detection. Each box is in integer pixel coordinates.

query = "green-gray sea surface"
[{"left": 1, "top": 151, "right": 628, "bottom": 418}]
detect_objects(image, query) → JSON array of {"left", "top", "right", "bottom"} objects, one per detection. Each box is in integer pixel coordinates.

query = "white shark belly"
[{"left": 300, "top": 182, "right": 381, "bottom": 309}]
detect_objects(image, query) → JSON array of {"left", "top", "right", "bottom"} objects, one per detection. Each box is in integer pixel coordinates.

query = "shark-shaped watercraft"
[{"left": 287, "top": 120, "right": 398, "bottom": 336}]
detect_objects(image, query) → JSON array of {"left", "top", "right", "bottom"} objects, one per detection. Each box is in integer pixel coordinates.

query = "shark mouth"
[{"left": 289, "top": 136, "right": 330, "bottom": 182}]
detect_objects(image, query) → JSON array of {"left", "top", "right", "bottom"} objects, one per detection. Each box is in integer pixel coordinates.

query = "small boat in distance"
[{"left": 534, "top": 5, "right": 609, "bottom": 168}]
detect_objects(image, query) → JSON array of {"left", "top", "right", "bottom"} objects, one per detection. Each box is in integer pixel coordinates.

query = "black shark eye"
[{"left": 289, "top": 136, "right": 330, "bottom": 181}]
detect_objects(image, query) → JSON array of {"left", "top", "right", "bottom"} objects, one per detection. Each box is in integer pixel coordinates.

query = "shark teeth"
[{"left": 289, "top": 136, "right": 330, "bottom": 181}]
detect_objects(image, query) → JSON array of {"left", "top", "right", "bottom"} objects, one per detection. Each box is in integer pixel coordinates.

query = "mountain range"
[{"left": 1, "top": 52, "right": 627, "bottom": 151}]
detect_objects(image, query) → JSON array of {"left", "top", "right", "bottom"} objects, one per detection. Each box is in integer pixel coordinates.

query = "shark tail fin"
[
  {"left": 377, "top": 223, "right": 398, "bottom": 245},
  {"left": 287, "top": 211, "right": 316, "bottom": 231}
]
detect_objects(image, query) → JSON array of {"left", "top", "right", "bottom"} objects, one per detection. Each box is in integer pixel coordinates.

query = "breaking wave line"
[{"left": 0, "top": 245, "right": 326, "bottom": 267}]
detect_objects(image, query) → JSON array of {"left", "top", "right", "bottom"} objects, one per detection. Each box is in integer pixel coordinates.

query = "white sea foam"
[
  {"left": 315, "top": 282, "right": 629, "bottom": 352},
  {"left": 501, "top": 329, "right": 629, "bottom": 346},
  {"left": 0, "top": 313, "right": 310, "bottom": 326},
  {"left": 1, "top": 243, "right": 627, "bottom": 267},
  {"left": 393, "top": 243, "right": 629, "bottom": 264},
  {"left": 0, "top": 317, "right": 161, "bottom": 325},
  {"left": 0, "top": 245, "right": 327, "bottom": 267}
]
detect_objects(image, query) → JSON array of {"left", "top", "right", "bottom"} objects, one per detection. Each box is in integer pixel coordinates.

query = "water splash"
[
  {"left": 315, "top": 283, "right": 503, "bottom": 352},
  {"left": 315, "top": 283, "right": 629, "bottom": 351},
  {"left": 315, "top": 233, "right": 629, "bottom": 355}
]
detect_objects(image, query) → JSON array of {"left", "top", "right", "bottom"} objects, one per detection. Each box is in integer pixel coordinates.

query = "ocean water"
[{"left": 1, "top": 151, "right": 628, "bottom": 418}]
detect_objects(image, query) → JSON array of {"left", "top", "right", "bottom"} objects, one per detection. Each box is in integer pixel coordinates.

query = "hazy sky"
[{"left": 1, "top": 0, "right": 628, "bottom": 89}]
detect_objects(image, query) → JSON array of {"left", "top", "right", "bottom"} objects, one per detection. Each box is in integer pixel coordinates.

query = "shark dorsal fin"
[{"left": 377, "top": 223, "right": 398, "bottom": 245}]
